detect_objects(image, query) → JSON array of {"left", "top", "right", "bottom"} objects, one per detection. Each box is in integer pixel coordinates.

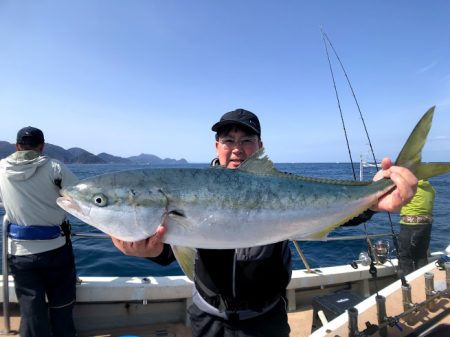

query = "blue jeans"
[{"left": 9, "top": 243, "right": 77, "bottom": 337}]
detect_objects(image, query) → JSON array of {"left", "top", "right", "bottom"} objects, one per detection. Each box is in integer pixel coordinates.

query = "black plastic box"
[{"left": 311, "top": 289, "right": 363, "bottom": 331}]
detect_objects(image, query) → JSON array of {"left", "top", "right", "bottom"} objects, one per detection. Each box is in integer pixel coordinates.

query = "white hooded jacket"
[{"left": 0, "top": 150, "right": 78, "bottom": 255}]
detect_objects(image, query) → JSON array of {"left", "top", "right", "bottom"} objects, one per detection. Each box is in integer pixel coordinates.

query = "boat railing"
[
  {"left": 0, "top": 204, "right": 399, "bottom": 334},
  {"left": 296, "top": 233, "right": 393, "bottom": 242},
  {"left": 359, "top": 154, "right": 381, "bottom": 181},
  {"left": 1, "top": 205, "right": 397, "bottom": 333},
  {"left": 2, "top": 217, "right": 10, "bottom": 334}
]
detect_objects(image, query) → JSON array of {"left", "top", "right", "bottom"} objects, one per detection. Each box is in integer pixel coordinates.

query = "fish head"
[{"left": 57, "top": 171, "right": 167, "bottom": 242}]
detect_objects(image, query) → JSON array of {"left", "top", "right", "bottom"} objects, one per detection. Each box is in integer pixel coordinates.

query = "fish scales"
[
  {"left": 57, "top": 107, "right": 450, "bottom": 249},
  {"left": 58, "top": 164, "right": 392, "bottom": 248}
]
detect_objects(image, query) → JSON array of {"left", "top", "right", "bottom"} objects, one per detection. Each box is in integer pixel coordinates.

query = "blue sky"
[{"left": 1, "top": 1, "right": 449, "bottom": 163}]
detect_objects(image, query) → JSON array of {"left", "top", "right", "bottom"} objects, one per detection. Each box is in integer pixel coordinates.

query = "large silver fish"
[{"left": 57, "top": 107, "right": 450, "bottom": 249}]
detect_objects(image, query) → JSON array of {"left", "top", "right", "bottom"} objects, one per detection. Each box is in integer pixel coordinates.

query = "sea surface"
[{"left": 1, "top": 162, "right": 449, "bottom": 277}]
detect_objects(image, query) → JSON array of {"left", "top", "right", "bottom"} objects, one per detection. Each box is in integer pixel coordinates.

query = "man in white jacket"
[{"left": 0, "top": 126, "right": 78, "bottom": 337}]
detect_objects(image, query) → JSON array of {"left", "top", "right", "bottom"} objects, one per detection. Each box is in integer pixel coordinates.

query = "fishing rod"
[
  {"left": 320, "top": 28, "right": 406, "bottom": 288},
  {"left": 321, "top": 28, "right": 379, "bottom": 169},
  {"left": 292, "top": 29, "right": 380, "bottom": 273},
  {"left": 321, "top": 28, "right": 357, "bottom": 181},
  {"left": 320, "top": 29, "right": 400, "bottom": 262}
]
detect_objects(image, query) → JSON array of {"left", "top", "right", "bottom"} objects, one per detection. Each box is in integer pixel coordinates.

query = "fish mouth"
[{"left": 56, "top": 195, "right": 84, "bottom": 216}]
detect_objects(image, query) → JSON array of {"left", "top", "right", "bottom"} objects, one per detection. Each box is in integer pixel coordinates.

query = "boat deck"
[
  {"left": 2, "top": 259, "right": 448, "bottom": 336},
  {"left": 312, "top": 263, "right": 450, "bottom": 337},
  {"left": 0, "top": 305, "right": 314, "bottom": 337}
]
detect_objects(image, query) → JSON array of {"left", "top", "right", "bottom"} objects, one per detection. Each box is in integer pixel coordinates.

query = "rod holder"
[
  {"left": 376, "top": 295, "right": 388, "bottom": 337},
  {"left": 348, "top": 307, "right": 359, "bottom": 337},
  {"left": 445, "top": 262, "right": 450, "bottom": 298},
  {"left": 424, "top": 272, "right": 435, "bottom": 311},
  {"left": 401, "top": 284, "right": 414, "bottom": 325}
]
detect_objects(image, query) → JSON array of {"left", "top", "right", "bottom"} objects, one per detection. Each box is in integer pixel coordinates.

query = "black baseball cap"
[
  {"left": 16, "top": 126, "right": 45, "bottom": 145},
  {"left": 211, "top": 108, "right": 261, "bottom": 135}
]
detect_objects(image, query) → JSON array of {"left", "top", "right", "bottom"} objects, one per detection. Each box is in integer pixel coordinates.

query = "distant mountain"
[
  {"left": 67, "top": 148, "right": 107, "bottom": 164},
  {"left": 97, "top": 152, "right": 132, "bottom": 164},
  {"left": 127, "top": 153, "right": 188, "bottom": 165},
  {"left": 0, "top": 141, "right": 188, "bottom": 165},
  {"left": 44, "top": 144, "right": 80, "bottom": 163},
  {"left": 0, "top": 141, "right": 15, "bottom": 159}
]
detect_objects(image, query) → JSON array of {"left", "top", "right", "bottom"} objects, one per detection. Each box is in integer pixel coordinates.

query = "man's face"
[{"left": 215, "top": 127, "right": 263, "bottom": 169}]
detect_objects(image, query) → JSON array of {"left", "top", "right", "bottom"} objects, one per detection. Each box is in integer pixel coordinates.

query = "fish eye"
[{"left": 93, "top": 194, "right": 108, "bottom": 207}]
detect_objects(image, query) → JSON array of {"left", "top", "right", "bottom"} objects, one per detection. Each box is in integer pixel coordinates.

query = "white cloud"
[
  {"left": 430, "top": 135, "right": 450, "bottom": 142},
  {"left": 417, "top": 61, "right": 438, "bottom": 74}
]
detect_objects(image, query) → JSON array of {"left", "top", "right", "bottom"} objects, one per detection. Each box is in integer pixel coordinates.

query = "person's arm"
[
  {"left": 341, "top": 209, "right": 376, "bottom": 227},
  {"left": 342, "top": 158, "right": 417, "bottom": 227},
  {"left": 111, "top": 225, "right": 175, "bottom": 265},
  {"left": 147, "top": 243, "right": 175, "bottom": 266}
]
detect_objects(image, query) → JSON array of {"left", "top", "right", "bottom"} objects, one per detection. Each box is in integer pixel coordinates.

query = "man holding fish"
[{"left": 110, "top": 108, "right": 419, "bottom": 337}]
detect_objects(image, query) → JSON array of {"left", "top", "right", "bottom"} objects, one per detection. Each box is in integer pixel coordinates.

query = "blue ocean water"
[{"left": 1, "top": 163, "right": 449, "bottom": 277}]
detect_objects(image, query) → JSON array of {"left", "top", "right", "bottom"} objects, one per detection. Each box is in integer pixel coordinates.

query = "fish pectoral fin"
[
  {"left": 167, "top": 209, "right": 193, "bottom": 229},
  {"left": 171, "top": 245, "right": 196, "bottom": 281},
  {"left": 168, "top": 209, "right": 186, "bottom": 217}
]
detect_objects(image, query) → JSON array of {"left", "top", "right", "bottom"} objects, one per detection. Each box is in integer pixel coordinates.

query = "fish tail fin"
[{"left": 395, "top": 106, "right": 450, "bottom": 179}]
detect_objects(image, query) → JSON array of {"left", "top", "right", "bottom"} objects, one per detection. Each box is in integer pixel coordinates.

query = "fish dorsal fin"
[
  {"left": 237, "top": 148, "right": 279, "bottom": 175},
  {"left": 237, "top": 149, "right": 373, "bottom": 182}
]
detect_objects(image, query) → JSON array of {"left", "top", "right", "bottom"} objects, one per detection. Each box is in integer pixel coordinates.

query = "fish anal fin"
[{"left": 291, "top": 209, "right": 373, "bottom": 241}]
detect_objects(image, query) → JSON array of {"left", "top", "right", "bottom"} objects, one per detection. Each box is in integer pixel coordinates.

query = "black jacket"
[
  {"left": 150, "top": 211, "right": 374, "bottom": 311},
  {"left": 150, "top": 241, "right": 292, "bottom": 310}
]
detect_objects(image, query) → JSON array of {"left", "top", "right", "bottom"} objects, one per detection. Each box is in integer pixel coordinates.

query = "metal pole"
[
  {"left": 376, "top": 295, "right": 387, "bottom": 337},
  {"left": 292, "top": 241, "right": 313, "bottom": 273},
  {"left": 402, "top": 284, "right": 414, "bottom": 325},
  {"left": 71, "top": 232, "right": 109, "bottom": 239},
  {"left": 360, "top": 156, "right": 364, "bottom": 181},
  {"left": 424, "top": 272, "right": 435, "bottom": 311},
  {"left": 297, "top": 232, "right": 393, "bottom": 242},
  {"left": 2, "top": 216, "right": 11, "bottom": 333},
  {"left": 445, "top": 262, "right": 450, "bottom": 298},
  {"left": 347, "top": 307, "right": 359, "bottom": 337}
]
